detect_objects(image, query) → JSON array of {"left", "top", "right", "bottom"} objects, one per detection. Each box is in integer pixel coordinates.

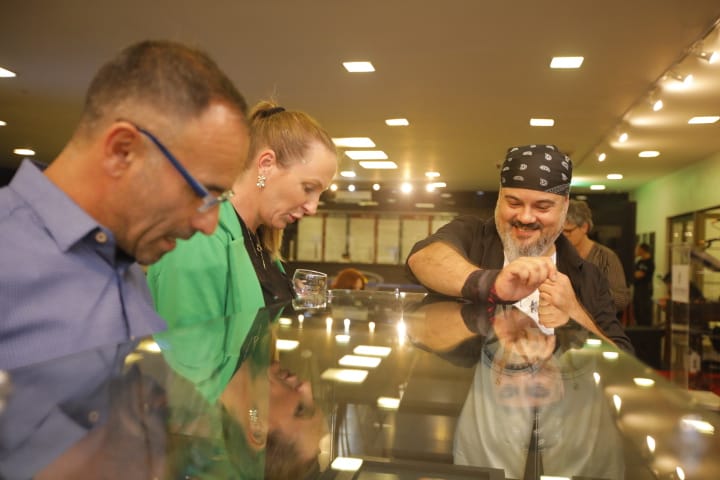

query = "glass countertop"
[{"left": 1, "top": 290, "right": 719, "bottom": 479}]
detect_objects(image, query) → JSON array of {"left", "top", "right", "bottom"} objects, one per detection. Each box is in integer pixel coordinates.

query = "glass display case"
[{"left": 1, "top": 290, "right": 719, "bottom": 479}]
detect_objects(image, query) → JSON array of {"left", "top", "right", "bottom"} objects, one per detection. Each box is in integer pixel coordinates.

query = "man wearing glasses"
[{"left": 0, "top": 40, "right": 250, "bottom": 369}]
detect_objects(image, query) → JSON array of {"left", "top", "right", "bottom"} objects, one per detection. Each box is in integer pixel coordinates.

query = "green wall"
[{"left": 632, "top": 151, "right": 720, "bottom": 295}]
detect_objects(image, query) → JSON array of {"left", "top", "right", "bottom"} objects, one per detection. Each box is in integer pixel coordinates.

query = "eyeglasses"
[{"left": 133, "top": 124, "right": 234, "bottom": 212}]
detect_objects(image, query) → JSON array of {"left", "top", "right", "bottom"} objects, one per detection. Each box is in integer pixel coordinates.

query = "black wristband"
[{"left": 461, "top": 269, "right": 515, "bottom": 305}]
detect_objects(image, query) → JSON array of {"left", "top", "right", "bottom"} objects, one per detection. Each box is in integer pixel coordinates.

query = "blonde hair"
[{"left": 247, "top": 100, "right": 336, "bottom": 260}]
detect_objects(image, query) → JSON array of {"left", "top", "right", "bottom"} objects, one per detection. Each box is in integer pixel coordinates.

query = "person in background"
[
  {"left": 406, "top": 144, "right": 632, "bottom": 353},
  {"left": 0, "top": 40, "right": 249, "bottom": 370},
  {"left": 331, "top": 268, "right": 368, "bottom": 290},
  {"left": 148, "top": 101, "right": 337, "bottom": 331},
  {"left": 632, "top": 243, "right": 655, "bottom": 326},
  {"left": 563, "top": 200, "right": 630, "bottom": 314}
]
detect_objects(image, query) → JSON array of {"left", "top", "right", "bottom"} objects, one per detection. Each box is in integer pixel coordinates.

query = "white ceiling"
[{"left": 1, "top": 0, "right": 720, "bottom": 193}]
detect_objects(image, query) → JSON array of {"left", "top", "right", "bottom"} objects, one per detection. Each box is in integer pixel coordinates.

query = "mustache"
[{"left": 511, "top": 220, "right": 542, "bottom": 230}]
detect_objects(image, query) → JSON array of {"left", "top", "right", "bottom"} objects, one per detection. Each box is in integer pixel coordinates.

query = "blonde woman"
[{"left": 148, "top": 101, "right": 337, "bottom": 329}]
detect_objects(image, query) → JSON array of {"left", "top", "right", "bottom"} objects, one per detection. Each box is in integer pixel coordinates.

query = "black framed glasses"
[{"left": 133, "top": 124, "right": 234, "bottom": 212}]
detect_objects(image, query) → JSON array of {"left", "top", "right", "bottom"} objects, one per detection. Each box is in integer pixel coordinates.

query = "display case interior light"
[
  {"left": 550, "top": 56, "right": 584, "bottom": 69},
  {"left": 681, "top": 417, "right": 715, "bottom": 434},
  {"left": 602, "top": 351, "right": 619, "bottom": 360},
  {"left": 13, "top": 148, "right": 35, "bottom": 156},
  {"left": 0, "top": 120, "right": 6, "bottom": 126},
  {"left": 335, "top": 334, "right": 351, "bottom": 343},
  {"left": 342, "top": 61, "right": 375, "bottom": 73},
  {"left": 331, "top": 457, "right": 364, "bottom": 471},
  {"left": 339, "top": 354, "right": 381, "bottom": 368},
  {"left": 377, "top": 396, "right": 401, "bottom": 410},
  {"left": 278, "top": 317, "right": 293, "bottom": 326},
  {"left": 633, "top": 377, "right": 655, "bottom": 387},
  {"left": 359, "top": 160, "right": 397, "bottom": 169},
  {"left": 354, "top": 345, "right": 392, "bottom": 357},
  {"left": 590, "top": 185, "right": 606, "bottom": 191},
  {"left": 385, "top": 118, "right": 409, "bottom": 126},
  {"left": 638, "top": 151, "right": 660, "bottom": 158},
  {"left": 607, "top": 173, "right": 623, "bottom": 180},
  {"left": 688, "top": 115, "right": 720, "bottom": 124},
  {"left": 320, "top": 368, "right": 369, "bottom": 383},
  {"left": 276, "top": 339, "right": 299, "bottom": 351},
  {"left": 332, "top": 137, "right": 376, "bottom": 148},
  {"left": 585, "top": 338, "right": 602, "bottom": 347}
]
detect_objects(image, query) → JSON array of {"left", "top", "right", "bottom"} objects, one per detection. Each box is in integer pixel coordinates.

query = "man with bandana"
[{"left": 407, "top": 144, "right": 633, "bottom": 353}]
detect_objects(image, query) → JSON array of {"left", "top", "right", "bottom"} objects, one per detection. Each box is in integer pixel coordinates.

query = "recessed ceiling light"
[
  {"left": 597, "top": 152, "right": 607, "bottom": 162},
  {"left": 607, "top": 173, "right": 623, "bottom": 180},
  {"left": 346, "top": 150, "right": 388, "bottom": 160},
  {"left": 14, "top": 148, "right": 35, "bottom": 156},
  {"left": 359, "top": 160, "right": 397, "bottom": 169},
  {"left": 688, "top": 116, "right": 719, "bottom": 125},
  {"left": 385, "top": 118, "right": 409, "bottom": 126},
  {"left": 340, "top": 170, "right": 356, "bottom": 178},
  {"left": 332, "top": 137, "right": 376, "bottom": 148},
  {"left": 400, "top": 182, "right": 413, "bottom": 194},
  {"left": 0, "top": 67, "right": 16, "bottom": 78},
  {"left": 330, "top": 183, "right": 338, "bottom": 191},
  {"left": 372, "top": 183, "right": 381, "bottom": 191},
  {"left": 652, "top": 99, "right": 664, "bottom": 111},
  {"left": 347, "top": 184, "right": 356, "bottom": 192},
  {"left": 590, "top": 185, "right": 606, "bottom": 191},
  {"left": 425, "top": 171, "right": 440, "bottom": 178},
  {"left": 342, "top": 61, "right": 375, "bottom": 73},
  {"left": 638, "top": 151, "right": 660, "bottom": 158},
  {"left": 530, "top": 118, "right": 554, "bottom": 127},
  {"left": 550, "top": 56, "right": 584, "bottom": 69}
]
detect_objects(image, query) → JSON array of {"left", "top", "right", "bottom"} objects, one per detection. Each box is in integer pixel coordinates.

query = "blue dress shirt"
[{"left": 0, "top": 160, "right": 166, "bottom": 369}]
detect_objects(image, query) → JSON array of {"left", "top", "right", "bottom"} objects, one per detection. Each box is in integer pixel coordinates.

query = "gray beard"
[{"left": 500, "top": 229, "right": 556, "bottom": 261}]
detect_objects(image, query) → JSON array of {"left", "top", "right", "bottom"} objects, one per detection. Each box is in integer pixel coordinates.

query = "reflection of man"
[
  {"left": 0, "top": 40, "right": 249, "bottom": 369},
  {"left": 407, "top": 144, "right": 632, "bottom": 352}
]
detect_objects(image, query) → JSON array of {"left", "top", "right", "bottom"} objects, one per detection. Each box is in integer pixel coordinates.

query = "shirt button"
[{"left": 95, "top": 231, "right": 108, "bottom": 244}]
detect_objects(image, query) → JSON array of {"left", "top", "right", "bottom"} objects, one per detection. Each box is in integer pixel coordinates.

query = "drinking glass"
[{"left": 292, "top": 269, "right": 328, "bottom": 310}]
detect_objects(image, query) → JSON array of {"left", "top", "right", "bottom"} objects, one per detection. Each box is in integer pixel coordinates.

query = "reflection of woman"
[
  {"left": 147, "top": 101, "right": 337, "bottom": 332},
  {"left": 331, "top": 268, "right": 367, "bottom": 290}
]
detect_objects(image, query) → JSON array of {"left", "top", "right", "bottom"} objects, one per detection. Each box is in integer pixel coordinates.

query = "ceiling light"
[
  {"left": 400, "top": 182, "right": 412, "bottom": 193},
  {"left": 359, "top": 160, "right": 397, "bottom": 169},
  {"left": 331, "top": 457, "right": 364, "bottom": 472},
  {"left": 342, "top": 61, "right": 375, "bottom": 73},
  {"left": 321, "top": 368, "right": 368, "bottom": 383},
  {"left": 425, "top": 171, "right": 440, "bottom": 178},
  {"left": 529, "top": 118, "right": 554, "bottom": 127},
  {"left": 0, "top": 67, "right": 16, "bottom": 78},
  {"left": 340, "top": 170, "right": 356, "bottom": 178},
  {"left": 276, "top": 339, "right": 299, "bottom": 351},
  {"left": 590, "top": 185, "right": 606, "bottom": 191},
  {"left": 607, "top": 173, "right": 623, "bottom": 180},
  {"left": 638, "top": 150, "right": 660, "bottom": 158},
  {"left": 348, "top": 184, "right": 356, "bottom": 192},
  {"left": 597, "top": 152, "right": 607, "bottom": 162},
  {"left": 618, "top": 132, "right": 628, "bottom": 143},
  {"left": 353, "top": 345, "right": 391, "bottom": 357},
  {"left": 14, "top": 148, "right": 35, "bottom": 156},
  {"left": 426, "top": 182, "right": 446, "bottom": 191},
  {"left": 688, "top": 115, "right": 719, "bottom": 124},
  {"left": 0, "top": 120, "right": 6, "bottom": 126},
  {"left": 668, "top": 72, "right": 693, "bottom": 86},
  {"left": 377, "top": 397, "right": 400, "bottom": 410},
  {"left": 652, "top": 99, "right": 664, "bottom": 111},
  {"left": 332, "top": 137, "right": 376, "bottom": 148},
  {"left": 385, "top": 118, "right": 409, "bottom": 126},
  {"left": 346, "top": 150, "right": 388, "bottom": 160},
  {"left": 339, "top": 355, "right": 381, "bottom": 368},
  {"left": 330, "top": 183, "right": 338, "bottom": 191},
  {"left": 372, "top": 183, "right": 381, "bottom": 191},
  {"left": 696, "top": 50, "right": 719, "bottom": 64},
  {"left": 550, "top": 56, "right": 584, "bottom": 69}
]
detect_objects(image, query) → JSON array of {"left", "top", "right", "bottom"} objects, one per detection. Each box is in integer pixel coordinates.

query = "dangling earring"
[
  {"left": 256, "top": 174, "right": 266, "bottom": 189},
  {"left": 248, "top": 407, "right": 265, "bottom": 444}
]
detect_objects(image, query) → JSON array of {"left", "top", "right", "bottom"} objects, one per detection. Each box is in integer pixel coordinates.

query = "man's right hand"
[{"left": 494, "top": 256, "right": 557, "bottom": 302}]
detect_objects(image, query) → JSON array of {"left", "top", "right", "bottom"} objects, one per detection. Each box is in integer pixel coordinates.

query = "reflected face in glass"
[
  {"left": 495, "top": 187, "right": 568, "bottom": 261},
  {"left": 268, "top": 362, "right": 327, "bottom": 461},
  {"left": 492, "top": 361, "right": 564, "bottom": 407},
  {"left": 258, "top": 141, "right": 337, "bottom": 229}
]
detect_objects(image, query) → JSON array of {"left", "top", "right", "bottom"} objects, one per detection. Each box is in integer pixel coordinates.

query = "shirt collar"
[{"left": 10, "top": 159, "right": 106, "bottom": 253}]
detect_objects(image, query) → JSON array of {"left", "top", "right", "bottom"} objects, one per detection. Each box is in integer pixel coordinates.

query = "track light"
[
  {"left": 696, "top": 50, "right": 719, "bottom": 64},
  {"left": 667, "top": 72, "right": 693, "bottom": 86}
]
